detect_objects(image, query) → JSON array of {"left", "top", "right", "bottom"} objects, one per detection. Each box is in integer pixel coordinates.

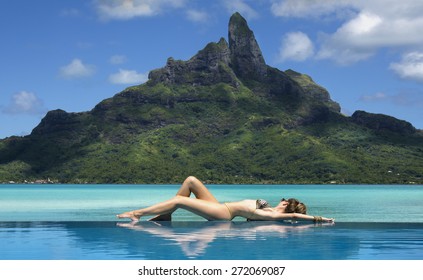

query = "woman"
[{"left": 117, "top": 176, "right": 334, "bottom": 223}]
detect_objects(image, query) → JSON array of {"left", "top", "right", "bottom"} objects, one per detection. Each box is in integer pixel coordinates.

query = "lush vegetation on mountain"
[{"left": 1, "top": 13, "right": 422, "bottom": 184}]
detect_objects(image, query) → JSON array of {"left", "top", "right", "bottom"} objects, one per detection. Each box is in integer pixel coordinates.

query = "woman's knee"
[
  {"left": 174, "top": 195, "right": 189, "bottom": 207},
  {"left": 184, "top": 176, "right": 199, "bottom": 185}
]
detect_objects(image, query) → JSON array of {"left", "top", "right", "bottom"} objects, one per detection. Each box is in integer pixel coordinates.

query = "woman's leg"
[
  {"left": 117, "top": 197, "right": 179, "bottom": 221},
  {"left": 149, "top": 176, "right": 218, "bottom": 221},
  {"left": 117, "top": 196, "right": 231, "bottom": 221},
  {"left": 175, "top": 176, "right": 219, "bottom": 202},
  {"left": 175, "top": 196, "right": 231, "bottom": 220}
]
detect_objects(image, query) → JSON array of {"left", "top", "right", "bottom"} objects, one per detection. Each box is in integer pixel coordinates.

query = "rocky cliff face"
[
  {"left": 285, "top": 69, "right": 341, "bottom": 112},
  {"left": 31, "top": 109, "right": 81, "bottom": 135},
  {"left": 351, "top": 110, "right": 416, "bottom": 134},
  {"left": 148, "top": 38, "right": 239, "bottom": 87},
  {"left": 148, "top": 12, "right": 270, "bottom": 86},
  {"left": 146, "top": 12, "right": 338, "bottom": 114},
  {"left": 228, "top": 12, "right": 267, "bottom": 80}
]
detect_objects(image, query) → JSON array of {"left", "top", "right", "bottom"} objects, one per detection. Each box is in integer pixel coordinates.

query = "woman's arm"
[
  {"left": 291, "top": 213, "right": 335, "bottom": 223},
  {"left": 249, "top": 209, "right": 335, "bottom": 223}
]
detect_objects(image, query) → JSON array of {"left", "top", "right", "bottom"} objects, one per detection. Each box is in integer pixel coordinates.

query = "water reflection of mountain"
[{"left": 61, "top": 221, "right": 361, "bottom": 260}]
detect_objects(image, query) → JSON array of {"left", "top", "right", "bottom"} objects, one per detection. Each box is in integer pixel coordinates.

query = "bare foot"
[
  {"left": 116, "top": 211, "right": 140, "bottom": 222},
  {"left": 148, "top": 213, "right": 172, "bottom": 221}
]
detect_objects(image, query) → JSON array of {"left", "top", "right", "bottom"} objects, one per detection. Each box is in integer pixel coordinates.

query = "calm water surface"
[
  {"left": 0, "top": 221, "right": 422, "bottom": 260},
  {"left": 0, "top": 184, "right": 422, "bottom": 260}
]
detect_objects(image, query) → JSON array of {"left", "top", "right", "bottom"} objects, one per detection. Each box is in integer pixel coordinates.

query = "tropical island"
[{"left": 0, "top": 13, "right": 422, "bottom": 185}]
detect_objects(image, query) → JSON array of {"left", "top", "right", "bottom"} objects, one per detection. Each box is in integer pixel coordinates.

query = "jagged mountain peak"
[
  {"left": 228, "top": 12, "right": 267, "bottom": 80},
  {"left": 147, "top": 35, "right": 237, "bottom": 87},
  {"left": 148, "top": 12, "right": 270, "bottom": 87}
]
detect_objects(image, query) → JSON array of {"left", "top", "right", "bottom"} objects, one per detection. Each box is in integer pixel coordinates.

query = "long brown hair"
[{"left": 284, "top": 198, "right": 307, "bottom": 214}]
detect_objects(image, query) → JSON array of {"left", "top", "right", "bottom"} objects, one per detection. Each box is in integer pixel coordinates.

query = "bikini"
[
  {"left": 224, "top": 203, "right": 234, "bottom": 220},
  {"left": 255, "top": 199, "right": 270, "bottom": 209},
  {"left": 247, "top": 199, "right": 271, "bottom": 221}
]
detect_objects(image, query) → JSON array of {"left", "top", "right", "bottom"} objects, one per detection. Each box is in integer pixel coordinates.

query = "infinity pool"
[
  {"left": 1, "top": 184, "right": 422, "bottom": 260},
  {"left": 1, "top": 221, "right": 422, "bottom": 260}
]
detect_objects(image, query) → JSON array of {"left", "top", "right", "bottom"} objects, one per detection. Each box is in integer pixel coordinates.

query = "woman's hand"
[
  {"left": 313, "top": 216, "right": 335, "bottom": 223},
  {"left": 322, "top": 217, "right": 335, "bottom": 223}
]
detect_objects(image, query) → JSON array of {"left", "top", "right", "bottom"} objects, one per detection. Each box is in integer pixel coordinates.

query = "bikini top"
[
  {"left": 247, "top": 199, "right": 271, "bottom": 221},
  {"left": 256, "top": 199, "right": 271, "bottom": 209}
]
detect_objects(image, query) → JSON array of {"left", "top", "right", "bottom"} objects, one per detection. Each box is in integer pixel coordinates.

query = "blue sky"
[{"left": 1, "top": 0, "right": 423, "bottom": 139}]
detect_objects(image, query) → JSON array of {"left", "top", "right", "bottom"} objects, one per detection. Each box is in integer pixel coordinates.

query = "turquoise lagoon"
[{"left": 0, "top": 184, "right": 422, "bottom": 260}]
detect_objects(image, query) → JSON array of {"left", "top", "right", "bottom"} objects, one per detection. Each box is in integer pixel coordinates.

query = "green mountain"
[{"left": 1, "top": 13, "right": 422, "bottom": 184}]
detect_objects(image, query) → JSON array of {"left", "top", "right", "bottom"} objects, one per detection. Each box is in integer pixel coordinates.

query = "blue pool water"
[
  {"left": 0, "top": 184, "right": 422, "bottom": 260},
  {"left": 0, "top": 221, "right": 422, "bottom": 260}
]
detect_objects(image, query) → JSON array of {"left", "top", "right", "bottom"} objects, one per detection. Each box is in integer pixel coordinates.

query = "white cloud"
[
  {"left": 109, "top": 55, "right": 127, "bottom": 65},
  {"left": 109, "top": 69, "right": 148, "bottom": 84},
  {"left": 339, "top": 11, "right": 382, "bottom": 36},
  {"left": 223, "top": 0, "right": 259, "bottom": 20},
  {"left": 315, "top": 12, "right": 383, "bottom": 65},
  {"left": 186, "top": 9, "right": 209, "bottom": 23},
  {"left": 95, "top": 0, "right": 186, "bottom": 20},
  {"left": 390, "top": 52, "right": 423, "bottom": 82},
  {"left": 60, "top": 59, "right": 95, "bottom": 79},
  {"left": 278, "top": 32, "right": 314, "bottom": 62},
  {"left": 2, "top": 91, "right": 46, "bottom": 115},
  {"left": 272, "top": 0, "right": 423, "bottom": 65}
]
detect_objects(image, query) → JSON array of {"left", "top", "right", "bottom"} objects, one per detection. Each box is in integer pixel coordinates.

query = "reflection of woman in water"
[
  {"left": 117, "top": 176, "right": 334, "bottom": 223},
  {"left": 117, "top": 221, "right": 328, "bottom": 258}
]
